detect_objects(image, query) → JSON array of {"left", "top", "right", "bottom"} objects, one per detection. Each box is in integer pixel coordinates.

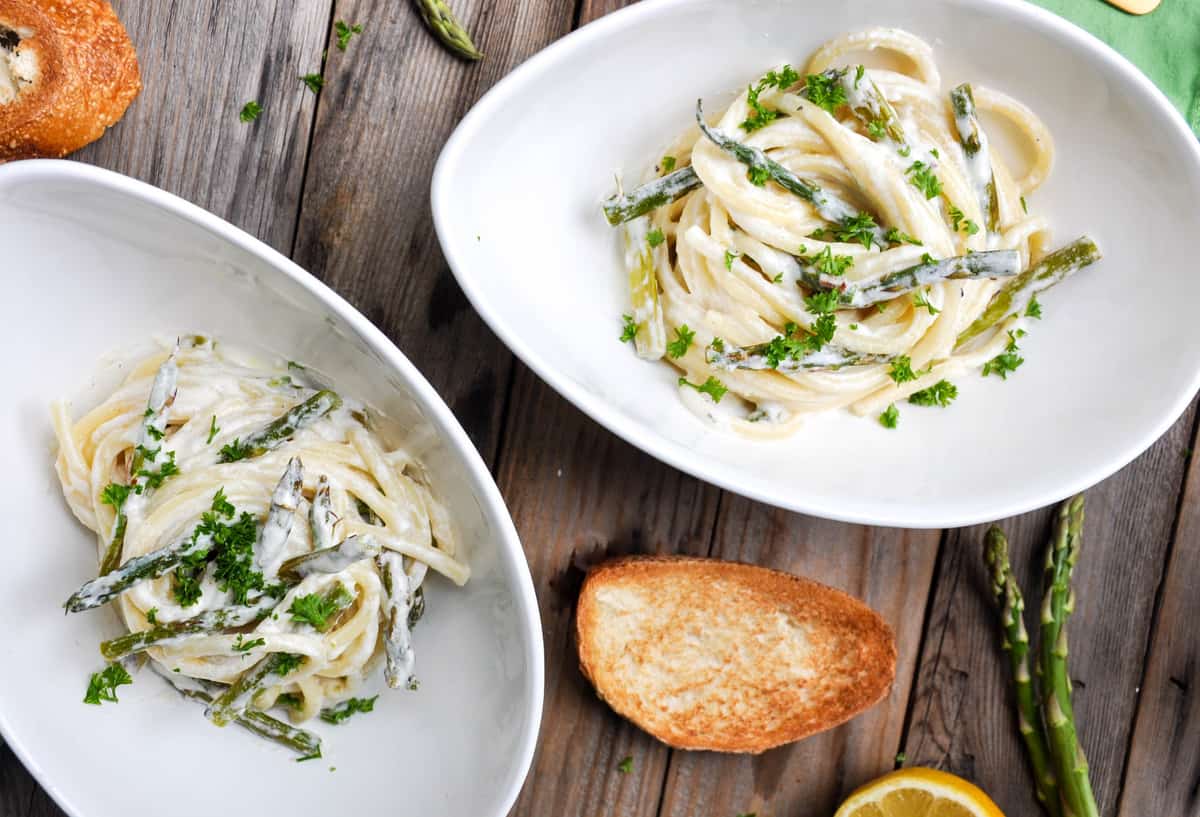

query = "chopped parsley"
[
  {"left": 145, "top": 425, "right": 164, "bottom": 441},
  {"left": 206, "top": 415, "right": 220, "bottom": 445},
  {"left": 896, "top": 752, "right": 907, "bottom": 765},
  {"left": 834, "top": 213, "right": 881, "bottom": 249},
  {"left": 239, "top": 101, "right": 263, "bottom": 123},
  {"left": 741, "top": 65, "right": 799, "bottom": 132},
  {"left": 804, "top": 289, "right": 840, "bottom": 316},
  {"left": 983, "top": 329, "right": 1026, "bottom": 379},
  {"left": 646, "top": 227, "right": 665, "bottom": 248},
  {"left": 879, "top": 404, "right": 899, "bottom": 429},
  {"left": 620, "top": 314, "right": 638, "bottom": 343},
  {"left": 84, "top": 663, "right": 132, "bottom": 705},
  {"left": 804, "top": 71, "right": 847, "bottom": 113},
  {"left": 1020, "top": 196, "right": 1028, "bottom": 214},
  {"left": 617, "top": 755, "right": 634, "bottom": 774},
  {"left": 677, "top": 376, "right": 728, "bottom": 403},
  {"left": 912, "top": 290, "right": 940, "bottom": 315},
  {"left": 666, "top": 325, "right": 695, "bottom": 359},
  {"left": 948, "top": 205, "right": 979, "bottom": 235},
  {"left": 218, "top": 438, "right": 251, "bottom": 462},
  {"left": 866, "top": 119, "right": 887, "bottom": 140},
  {"left": 800, "top": 246, "right": 853, "bottom": 277},
  {"left": 135, "top": 443, "right": 159, "bottom": 463},
  {"left": 289, "top": 586, "right": 354, "bottom": 631},
  {"left": 661, "top": 155, "right": 676, "bottom": 172},
  {"left": 276, "top": 692, "right": 304, "bottom": 709},
  {"left": 172, "top": 489, "right": 264, "bottom": 607},
  {"left": 746, "top": 165, "right": 770, "bottom": 186},
  {"left": 773, "top": 272, "right": 784, "bottom": 284},
  {"left": 930, "top": 148, "right": 940, "bottom": 159},
  {"left": 724, "top": 248, "right": 741, "bottom": 270},
  {"left": 273, "top": 653, "right": 306, "bottom": 676},
  {"left": 233, "top": 634, "right": 266, "bottom": 653},
  {"left": 888, "top": 355, "right": 930, "bottom": 384},
  {"left": 334, "top": 20, "right": 363, "bottom": 51},
  {"left": 921, "top": 252, "right": 936, "bottom": 265},
  {"left": 885, "top": 227, "right": 922, "bottom": 246},
  {"left": 320, "top": 695, "right": 379, "bottom": 724},
  {"left": 1025, "top": 297, "right": 1043, "bottom": 319},
  {"left": 301, "top": 73, "right": 325, "bottom": 93},
  {"left": 136, "top": 450, "right": 179, "bottom": 491},
  {"left": 909, "top": 379, "right": 958, "bottom": 407},
  {"left": 100, "top": 482, "right": 132, "bottom": 510},
  {"left": 854, "top": 65, "right": 865, "bottom": 87},
  {"left": 145, "top": 607, "right": 158, "bottom": 625},
  {"left": 906, "top": 161, "right": 942, "bottom": 199}
]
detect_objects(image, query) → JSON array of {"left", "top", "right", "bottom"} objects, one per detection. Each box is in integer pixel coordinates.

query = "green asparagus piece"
[
  {"left": 217, "top": 390, "right": 342, "bottom": 463},
  {"left": 279, "top": 535, "right": 381, "bottom": 582},
  {"left": 957, "top": 237, "right": 1101, "bottom": 348},
  {"left": 309, "top": 475, "right": 335, "bottom": 552},
  {"left": 706, "top": 338, "right": 891, "bottom": 374},
  {"left": 101, "top": 347, "right": 179, "bottom": 575},
  {"left": 804, "top": 249, "right": 1019, "bottom": 308},
  {"left": 950, "top": 84, "right": 1000, "bottom": 234},
  {"left": 100, "top": 595, "right": 280, "bottom": 660},
  {"left": 695, "top": 101, "right": 890, "bottom": 247},
  {"left": 412, "top": 0, "right": 481, "bottom": 61},
  {"left": 154, "top": 665, "right": 321, "bottom": 758},
  {"left": 602, "top": 167, "right": 702, "bottom": 225},
  {"left": 1039, "top": 495, "right": 1099, "bottom": 817},
  {"left": 256, "top": 458, "right": 304, "bottom": 577},
  {"left": 66, "top": 529, "right": 214, "bottom": 612},
  {"left": 985, "top": 526, "right": 1062, "bottom": 817},
  {"left": 814, "top": 67, "right": 909, "bottom": 150},
  {"left": 623, "top": 217, "right": 667, "bottom": 360},
  {"left": 208, "top": 651, "right": 308, "bottom": 726},
  {"left": 378, "top": 552, "right": 417, "bottom": 689}
]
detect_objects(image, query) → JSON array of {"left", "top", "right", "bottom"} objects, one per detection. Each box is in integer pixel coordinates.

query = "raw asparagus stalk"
[
  {"left": 308, "top": 475, "right": 335, "bottom": 552},
  {"left": 950, "top": 83, "right": 1000, "bottom": 233},
  {"left": 602, "top": 166, "right": 702, "bottom": 225},
  {"left": 378, "top": 552, "right": 417, "bottom": 689},
  {"left": 207, "top": 652, "right": 308, "bottom": 726},
  {"left": 66, "top": 530, "right": 213, "bottom": 612},
  {"left": 806, "top": 249, "right": 1019, "bottom": 308},
  {"left": 957, "top": 237, "right": 1101, "bottom": 347},
  {"left": 100, "top": 345, "right": 180, "bottom": 574},
  {"left": 412, "top": 0, "right": 481, "bottom": 61},
  {"left": 985, "top": 526, "right": 1062, "bottom": 817},
  {"left": 706, "top": 338, "right": 891, "bottom": 373},
  {"left": 217, "top": 390, "right": 342, "bottom": 463},
  {"left": 695, "top": 101, "right": 890, "bottom": 248},
  {"left": 278, "top": 535, "right": 381, "bottom": 581},
  {"left": 1039, "top": 495, "right": 1099, "bottom": 817},
  {"left": 256, "top": 458, "right": 304, "bottom": 577},
  {"left": 100, "top": 595, "right": 280, "bottom": 660},
  {"left": 623, "top": 217, "right": 667, "bottom": 360}
]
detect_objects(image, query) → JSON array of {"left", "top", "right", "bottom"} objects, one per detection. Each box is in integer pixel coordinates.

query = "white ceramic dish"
[
  {"left": 432, "top": 0, "right": 1200, "bottom": 528},
  {"left": 0, "top": 160, "right": 543, "bottom": 817}
]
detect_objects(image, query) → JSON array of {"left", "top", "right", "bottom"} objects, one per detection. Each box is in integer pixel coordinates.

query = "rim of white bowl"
[
  {"left": 431, "top": 0, "right": 1200, "bottom": 529},
  {"left": 0, "top": 158, "right": 545, "bottom": 817}
]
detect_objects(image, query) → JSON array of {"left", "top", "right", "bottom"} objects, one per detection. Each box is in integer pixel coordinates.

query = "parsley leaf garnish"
[
  {"left": 983, "top": 329, "right": 1026, "bottom": 379},
  {"left": 801, "top": 246, "right": 853, "bottom": 277},
  {"left": 804, "top": 72, "right": 847, "bottom": 113},
  {"left": 647, "top": 227, "right": 665, "bottom": 248},
  {"left": 1020, "top": 195, "right": 1028, "bottom": 214},
  {"left": 747, "top": 165, "right": 770, "bottom": 186},
  {"left": 136, "top": 450, "right": 179, "bottom": 491},
  {"left": 661, "top": 155, "right": 676, "bottom": 172},
  {"left": 84, "top": 663, "right": 132, "bottom": 705},
  {"left": 947, "top": 205, "right": 979, "bottom": 235},
  {"left": 239, "top": 101, "right": 263, "bottom": 123},
  {"left": 912, "top": 290, "right": 940, "bottom": 315},
  {"left": 667, "top": 325, "right": 695, "bottom": 359},
  {"left": 206, "top": 415, "right": 220, "bottom": 445},
  {"left": 171, "top": 490, "right": 262, "bottom": 607},
  {"left": 289, "top": 587, "right": 354, "bottom": 631},
  {"left": 724, "top": 248, "right": 741, "bottom": 270},
  {"left": 619, "top": 314, "right": 638, "bottom": 344},
  {"left": 834, "top": 213, "right": 880, "bottom": 249},
  {"left": 879, "top": 404, "right": 899, "bottom": 429},
  {"left": 301, "top": 73, "right": 325, "bottom": 93},
  {"left": 1025, "top": 297, "right": 1043, "bottom": 319},
  {"left": 100, "top": 483, "right": 132, "bottom": 510},
  {"left": 741, "top": 65, "right": 799, "bottom": 131},
  {"left": 906, "top": 161, "right": 942, "bottom": 199},
  {"left": 909, "top": 379, "right": 958, "bottom": 407},
  {"left": 320, "top": 695, "right": 379, "bottom": 724},
  {"left": 804, "top": 289, "right": 840, "bottom": 316},
  {"left": 276, "top": 692, "right": 303, "bottom": 709},
  {"left": 218, "top": 438, "right": 251, "bottom": 462},
  {"left": 334, "top": 20, "right": 363, "bottom": 51},
  {"left": 888, "top": 355, "right": 930, "bottom": 384},
  {"left": 233, "top": 634, "right": 266, "bottom": 653},
  {"left": 274, "top": 653, "right": 306, "bottom": 676},
  {"left": 678, "top": 376, "right": 728, "bottom": 403},
  {"left": 617, "top": 755, "right": 634, "bottom": 774},
  {"left": 145, "top": 607, "right": 158, "bottom": 625},
  {"left": 885, "top": 227, "right": 922, "bottom": 246}
]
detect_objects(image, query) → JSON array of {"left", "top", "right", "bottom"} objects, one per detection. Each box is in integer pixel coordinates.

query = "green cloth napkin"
[{"left": 1031, "top": 0, "right": 1200, "bottom": 133}]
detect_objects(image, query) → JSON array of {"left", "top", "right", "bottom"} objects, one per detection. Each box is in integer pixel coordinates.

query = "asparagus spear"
[
  {"left": 985, "top": 527, "right": 1062, "bottom": 817},
  {"left": 309, "top": 475, "right": 335, "bottom": 552},
  {"left": 806, "top": 249, "right": 1019, "bottom": 308},
  {"left": 256, "top": 458, "right": 304, "bottom": 577},
  {"left": 957, "top": 237, "right": 1101, "bottom": 347},
  {"left": 65, "top": 529, "right": 214, "bottom": 612},
  {"left": 217, "top": 391, "right": 342, "bottom": 463},
  {"left": 602, "top": 167, "right": 702, "bottom": 225},
  {"left": 378, "top": 552, "right": 418, "bottom": 689},
  {"left": 100, "top": 595, "right": 280, "bottom": 660},
  {"left": 100, "top": 347, "right": 180, "bottom": 575},
  {"left": 811, "top": 67, "right": 909, "bottom": 153},
  {"left": 153, "top": 665, "right": 321, "bottom": 758},
  {"left": 278, "top": 535, "right": 381, "bottom": 581},
  {"left": 623, "top": 217, "right": 668, "bottom": 360},
  {"left": 208, "top": 651, "right": 308, "bottom": 726},
  {"left": 1039, "top": 495, "right": 1099, "bottom": 817},
  {"left": 950, "top": 84, "right": 1000, "bottom": 234},
  {"left": 412, "top": 0, "right": 481, "bottom": 61},
  {"left": 695, "top": 101, "right": 891, "bottom": 248},
  {"left": 706, "top": 338, "right": 891, "bottom": 373}
]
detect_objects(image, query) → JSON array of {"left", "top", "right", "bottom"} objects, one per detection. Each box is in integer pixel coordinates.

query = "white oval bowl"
[
  {"left": 432, "top": 0, "right": 1200, "bottom": 528},
  {"left": 0, "top": 160, "right": 543, "bottom": 817}
]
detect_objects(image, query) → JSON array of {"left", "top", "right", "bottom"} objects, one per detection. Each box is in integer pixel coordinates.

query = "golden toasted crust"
[
  {"left": 576, "top": 555, "right": 897, "bottom": 754},
  {"left": 0, "top": 0, "right": 140, "bottom": 161}
]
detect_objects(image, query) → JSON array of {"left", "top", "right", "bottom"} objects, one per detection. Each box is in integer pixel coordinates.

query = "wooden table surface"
[{"left": 3, "top": 2, "right": 1198, "bottom": 816}]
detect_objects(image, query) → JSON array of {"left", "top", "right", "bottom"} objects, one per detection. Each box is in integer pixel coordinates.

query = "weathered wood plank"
[
  {"left": 655, "top": 501, "right": 942, "bottom": 817},
  {"left": 903, "top": 403, "right": 1197, "bottom": 817},
  {"left": 1118, "top": 415, "right": 1200, "bottom": 817},
  {"left": 0, "top": 740, "right": 36, "bottom": 817},
  {"left": 75, "top": 0, "right": 331, "bottom": 253}
]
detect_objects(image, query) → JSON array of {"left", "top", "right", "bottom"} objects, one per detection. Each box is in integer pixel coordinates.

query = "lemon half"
[{"left": 834, "top": 768, "right": 1006, "bottom": 817}]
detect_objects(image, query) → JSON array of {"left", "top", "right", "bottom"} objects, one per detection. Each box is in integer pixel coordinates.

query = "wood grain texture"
[
  {"left": 903, "top": 403, "right": 1198, "bottom": 817},
  {"left": 656, "top": 500, "right": 941, "bottom": 817},
  {"left": 1118, "top": 417, "right": 1200, "bottom": 817},
  {"left": 74, "top": 0, "right": 331, "bottom": 252},
  {"left": 0, "top": 741, "right": 36, "bottom": 817}
]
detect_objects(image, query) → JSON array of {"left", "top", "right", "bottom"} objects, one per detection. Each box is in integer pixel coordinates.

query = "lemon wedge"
[{"left": 834, "top": 768, "right": 1006, "bottom": 817}]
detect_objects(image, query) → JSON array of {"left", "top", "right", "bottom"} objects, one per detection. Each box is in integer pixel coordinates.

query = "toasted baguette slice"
[{"left": 576, "top": 555, "right": 896, "bottom": 753}]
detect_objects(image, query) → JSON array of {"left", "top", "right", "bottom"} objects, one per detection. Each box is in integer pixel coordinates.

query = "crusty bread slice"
[{"left": 576, "top": 555, "right": 896, "bottom": 753}]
